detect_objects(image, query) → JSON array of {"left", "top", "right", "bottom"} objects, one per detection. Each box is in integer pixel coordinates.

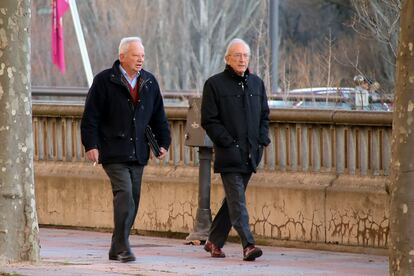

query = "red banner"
[{"left": 51, "top": 0, "right": 69, "bottom": 74}]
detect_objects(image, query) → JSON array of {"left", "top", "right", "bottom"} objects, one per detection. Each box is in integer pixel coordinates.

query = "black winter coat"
[
  {"left": 201, "top": 66, "right": 270, "bottom": 173},
  {"left": 81, "top": 60, "right": 171, "bottom": 165}
]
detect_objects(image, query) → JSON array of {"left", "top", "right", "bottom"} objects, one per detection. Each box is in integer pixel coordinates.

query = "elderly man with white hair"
[
  {"left": 201, "top": 38, "right": 270, "bottom": 261},
  {"left": 81, "top": 37, "right": 171, "bottom": 263}
]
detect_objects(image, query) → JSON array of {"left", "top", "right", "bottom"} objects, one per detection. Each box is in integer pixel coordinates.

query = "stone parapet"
[{"left": 35, "top": 161, "right": 389, "bottom": 254}]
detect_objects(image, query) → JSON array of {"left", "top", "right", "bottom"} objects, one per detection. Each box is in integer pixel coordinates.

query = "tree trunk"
[
  {"left": 0, "top": 0, "right": 39, "bottom": 264},
  {"left": 389, "top": 0, "right": 414, "bottom": 274}
]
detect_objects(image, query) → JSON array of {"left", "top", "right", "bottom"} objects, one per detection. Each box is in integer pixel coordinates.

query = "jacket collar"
[
  {"left": 224, "top": 64, "right": 250, "bottom": 86},
  {"left": 110, "top": 60, "right": 146, "bottom": 84}
]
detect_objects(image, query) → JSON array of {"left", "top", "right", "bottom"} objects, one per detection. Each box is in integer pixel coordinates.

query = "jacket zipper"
[
  {"left": 138, "top": 78, "right": 150, "bottom": 95},
  {"left": 241, "top": 81, "right": 252, "bottom": 160}
]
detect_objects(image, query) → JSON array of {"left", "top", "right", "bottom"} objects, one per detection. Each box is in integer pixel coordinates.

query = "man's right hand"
[{"left": 86, "top": 149, "right": 99, "bottom": 163}]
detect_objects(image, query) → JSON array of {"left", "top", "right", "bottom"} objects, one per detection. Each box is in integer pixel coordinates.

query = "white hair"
[
  {"left": 118, "top": 37, "right": 144, "bottom": 55},
  {"left": 224, "top": 38, "right": 251, "bottom": 62}
]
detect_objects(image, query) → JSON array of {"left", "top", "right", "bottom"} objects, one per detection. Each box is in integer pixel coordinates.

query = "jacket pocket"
[
  {"left": 100, "top": 136, "right": 131, "bottom": 159},
  {"left": 214, "top": 144, "right": 242, "bottom": 168}
]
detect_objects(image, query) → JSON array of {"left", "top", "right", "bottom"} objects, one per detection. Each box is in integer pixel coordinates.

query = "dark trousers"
[
  {"left": 208, "top": 172, "right": 255, "bottom": 249},
  {"left": 103, "top": 162, "right": 144, "bottom": 254}
]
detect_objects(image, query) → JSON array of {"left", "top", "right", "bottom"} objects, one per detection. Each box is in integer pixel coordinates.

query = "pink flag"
[{"left": 51, "top": 0, "right": 69, "bottom": 74}]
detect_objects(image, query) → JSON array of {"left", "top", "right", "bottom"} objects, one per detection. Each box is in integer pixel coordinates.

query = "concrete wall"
[{"left": 35, "top": 161, "right": 389, "bottom": 254}]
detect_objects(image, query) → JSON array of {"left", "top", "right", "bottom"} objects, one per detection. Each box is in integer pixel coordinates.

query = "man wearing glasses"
[{"left": 201, "top": 38, "right": 270, "bottom": 261}]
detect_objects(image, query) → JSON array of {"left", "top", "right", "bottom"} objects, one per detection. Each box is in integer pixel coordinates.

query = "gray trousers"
[
  {"left": 208, "top": 172, "right": 255, "bottom": 249},
  {"left": 103, "top": 162, "right": 144, "bottom": 254}
]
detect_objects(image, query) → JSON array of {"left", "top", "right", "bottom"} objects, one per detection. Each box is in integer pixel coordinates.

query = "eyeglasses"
[{"left": 229, "top": 53, "right": 250, "bottom": 59}]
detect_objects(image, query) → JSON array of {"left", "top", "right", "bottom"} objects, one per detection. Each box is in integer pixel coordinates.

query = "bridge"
[{"left": 32, "top": 87, "right": 390, "bottom": 255}]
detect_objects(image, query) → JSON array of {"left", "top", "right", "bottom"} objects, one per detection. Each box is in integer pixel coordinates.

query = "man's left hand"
[{"left": 157, "top": 147, "right": 168, "bottom": 159}]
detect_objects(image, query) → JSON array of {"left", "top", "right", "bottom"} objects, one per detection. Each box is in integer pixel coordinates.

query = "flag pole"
[{"left": 68, "top": 0, "right": 93, "bottom": 87}]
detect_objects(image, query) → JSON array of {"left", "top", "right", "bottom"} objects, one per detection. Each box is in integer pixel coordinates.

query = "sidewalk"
[{"left": 1, "top": 228, "right": 388, "bottom": 276}]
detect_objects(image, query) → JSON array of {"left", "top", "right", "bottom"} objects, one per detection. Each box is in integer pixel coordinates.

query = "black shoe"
[
  {"left": 117, "top": 251, "right": 136, "bottom": 263},
  {"left": 108, "top": 249, "right": 118, "bottom": 261},
  {"left": 109, "top": 253, "right": 118, "bottom": 261}
]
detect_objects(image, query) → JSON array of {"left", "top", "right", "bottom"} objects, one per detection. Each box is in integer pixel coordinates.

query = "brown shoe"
[
  {"left": 243, "top": 245, "right": 262, "bottom": 261},
  {"left": 204, "top": 241, "right": 225, "bottom": 258}
]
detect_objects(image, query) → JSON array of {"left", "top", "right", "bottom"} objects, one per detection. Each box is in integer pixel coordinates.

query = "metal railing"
[
  {"left": 32, "top": 103, "right": 392, "bottom": 176},
  {"left": 31, "top": 86, "right": 199, "bottom": 102}
]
